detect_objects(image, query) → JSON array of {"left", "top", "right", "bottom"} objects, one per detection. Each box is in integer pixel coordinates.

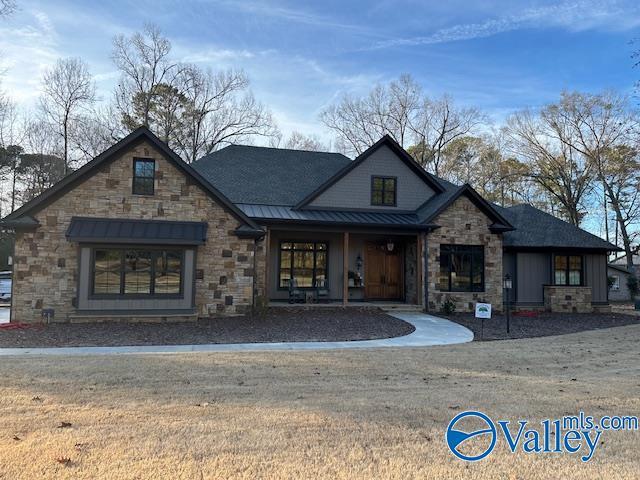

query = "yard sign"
[{"left": 475, "top": 303, "right": 492, "bottom": 319}]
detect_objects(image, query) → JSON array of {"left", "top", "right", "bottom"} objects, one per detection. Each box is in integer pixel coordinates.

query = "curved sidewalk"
[{"left": 0, "top": 312, "right": 473, "bottom": 356}]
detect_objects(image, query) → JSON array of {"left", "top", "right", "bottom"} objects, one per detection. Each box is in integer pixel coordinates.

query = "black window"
[
  {"left": 371, "top": 176, "right": 396, "bottom": 206},
  {"left": 133, "top": 158, "right": 155, "bottom": 195},
  {"left": 438, "top": 245, "right": 484, "bottom": 292},
  {"left": 279, "top": 241, "right": 328, "bottom": 288},
  {"left": 554, "top": 255, "right": 583, "bottom": 286},
  {"left": 92, "top": 248, "right": 183, "bottom": 296}
]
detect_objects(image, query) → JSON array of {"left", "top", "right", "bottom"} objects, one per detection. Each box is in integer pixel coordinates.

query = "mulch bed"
[
  {"left": 444, "top": 311, "right": 640, "bottom": 341},
  {"left": 0, "top": 308, "right": 415, "bottom": 348}
]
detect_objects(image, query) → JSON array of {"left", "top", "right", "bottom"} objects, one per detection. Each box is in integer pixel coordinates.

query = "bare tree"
[
  {"left": 271, "top": 131, "right": 326, "bottom": 151},
  {"left": 71, "top": 107, "right": 120, "bottom": 161},
  {"left": 544, "top": 92, "right": 640, "bottom": 268},
  {"left": 0, "top": 101, "right": 26, "bottom": 212},
  {"left": 506, "top": 108, "right": 593, "bottom": 226},
  {"left": 112, "top": 23, "right": 183, "bottom": 131},
  {"left": 40, "top": 57, "right": 96, "bottom": 174},
  {"left": 0, "top": 0, "right": 16, "bottom": 18},
  {"left": 320, "top": 74, "right": 482, "bottom": 168},
  {"left": 409, "top": 96, "right": 483, "bottom": 175},
  {"left": 174, "top": 66, "right": 277, "bottom": 162}
]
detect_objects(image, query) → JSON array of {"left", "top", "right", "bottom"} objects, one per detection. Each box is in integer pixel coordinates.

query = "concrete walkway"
[{"left": 0, "top": 312, "right": 473, "bottom": 356}]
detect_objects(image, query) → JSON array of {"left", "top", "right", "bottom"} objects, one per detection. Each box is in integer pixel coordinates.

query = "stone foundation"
[{"left": 543, "top": 286, "right": 593, "bottom": 313}]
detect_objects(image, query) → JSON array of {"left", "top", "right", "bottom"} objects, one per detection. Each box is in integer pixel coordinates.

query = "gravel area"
[
  {"left": 0, "top": 308, "right": 415, "bottom": 348},
  {"left": 444, "top": 311, "right": 640, "bottom": 341}
]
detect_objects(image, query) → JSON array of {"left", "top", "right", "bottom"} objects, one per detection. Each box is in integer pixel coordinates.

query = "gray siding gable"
[{"left": 307, "top": 144, "right": 436, "bottom": 211}]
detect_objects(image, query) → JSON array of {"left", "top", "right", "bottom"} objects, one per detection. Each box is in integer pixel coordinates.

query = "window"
[
  {"left": 279, "top": 241, "right": 328, "bottom": 288},
  {"left": 92, "top": 248, "right": 183, "bottom": 296},
  {"left": 611, "top": 274, "right": 620, "bottom": 291},
  {"left": 438, "top": 245, "right": 484, "bottom": 292},
  {"left": 133, "top": 158, "right": 155, "bottom": 195},
  {"left": 371, "top": 176, "right": 396, "bottom": 206},
  {"left": 554, "top": 255, "right": 583, "bottom": 286}
]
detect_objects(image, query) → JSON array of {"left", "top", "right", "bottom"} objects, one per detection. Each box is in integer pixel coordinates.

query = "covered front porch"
[{"left": 262, "top": 226, "right": 426, "bottom": 306}]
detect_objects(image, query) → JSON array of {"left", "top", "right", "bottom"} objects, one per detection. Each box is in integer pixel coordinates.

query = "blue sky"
[{"left": 1, "top": 0, "right": 640, "bottom": 138}]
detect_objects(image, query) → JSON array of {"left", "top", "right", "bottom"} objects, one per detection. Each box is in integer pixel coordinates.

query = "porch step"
[{"left": 379, "top": 304, "right": 424, "bottom": 313}]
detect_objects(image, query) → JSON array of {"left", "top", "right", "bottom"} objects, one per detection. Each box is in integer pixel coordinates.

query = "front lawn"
[{"left": 0, "top": 325, "right": 638, "bottom": 479}]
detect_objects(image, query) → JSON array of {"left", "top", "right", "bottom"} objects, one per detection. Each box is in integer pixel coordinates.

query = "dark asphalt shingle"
[
  {"left": 194, "top": 144, "right": 617, "bottom": 250},
  {"left": 193, "top": 145, "right": 352, "bottom": 206},
  {"left": 496, "top": 204, "right": 617, "bottom": 250}
]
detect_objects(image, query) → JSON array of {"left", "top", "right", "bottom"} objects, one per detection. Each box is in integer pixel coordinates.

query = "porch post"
[
  {"left": 416, "top": 233, "right": 423, "bottom": 306},
  {"left": 263, "top": 227, "right": 271, "bottom": 299},
  {"left": 343, "top": 231, "right": 349, "bottom": 305}
]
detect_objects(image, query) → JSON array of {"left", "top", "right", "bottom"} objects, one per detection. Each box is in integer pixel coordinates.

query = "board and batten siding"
[
  {"left": 307, "top": 144, "right": 436, "bottom": 211},
  {"left": 512, "top": 251, "right": 609, "bottom": 305},
  {"left": 515, "top": 252, "right": 551, "bottom": 304},
  {"left": 584, "top": 253, "right": 608, "bottom": 303}
]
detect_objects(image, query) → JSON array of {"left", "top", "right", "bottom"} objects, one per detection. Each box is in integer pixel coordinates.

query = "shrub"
[{"left": 441, "top": 298, "right": 456, "bottom": 315}]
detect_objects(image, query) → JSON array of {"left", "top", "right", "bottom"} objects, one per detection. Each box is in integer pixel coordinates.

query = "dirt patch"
[
  {"left": 0, "top": 307, "right": 414, "bottom": 348},
  {"left": 444, "top": 311, "right": 640, "bottom": 340}
]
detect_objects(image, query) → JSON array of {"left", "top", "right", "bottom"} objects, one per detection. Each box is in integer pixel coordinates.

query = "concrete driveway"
[{"left": 0, "top": 312, "right": 473, "bottom": 356}]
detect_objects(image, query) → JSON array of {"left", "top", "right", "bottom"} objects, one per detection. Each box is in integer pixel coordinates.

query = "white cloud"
[
  {"left": 0, "top": 9, "right": 61, "bottom": 104},
  {"left": 370, "top": 0, "right": 640, "bottom": 49}
]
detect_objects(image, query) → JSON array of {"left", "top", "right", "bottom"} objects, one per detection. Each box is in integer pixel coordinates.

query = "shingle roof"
[
  {"left": 66, "top": 217, "right": 208, "bottom": 245},
  {"left": 496, "top": 204, "right": 619, "bottom": 250},
  {"left": 193, "top": 145, "right": 352, "bottom": 206}
]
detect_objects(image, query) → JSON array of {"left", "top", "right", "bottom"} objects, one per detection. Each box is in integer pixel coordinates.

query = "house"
[
  {"left": 0, "top": 127, "right": 618, "bottom": 323},
  {"left": 607, "top": 264, "right": 632, "bottom": 302}
]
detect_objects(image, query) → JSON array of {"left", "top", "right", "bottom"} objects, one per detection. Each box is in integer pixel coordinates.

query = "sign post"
[{"left": 475, "top": 303, "right": 492, "bottom": 340}]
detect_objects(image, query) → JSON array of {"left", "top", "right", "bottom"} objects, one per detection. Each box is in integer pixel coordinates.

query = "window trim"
[
  {"left": 553, "top": 254, "right": 584, "bottom": 286},
  {"left": 132, "top": 157, "right": 156, "bottom": 196},
  {"left": 370, "top": 175, "right": 397, "bottom": 207},
  {"left": 89, "top": 246, "right": 185, "bottom": 299},
  {"left": 277, "top": 240, "right": 329, "bottom": 290},
  {"left": 438, "top": 244, "right": 485, "bottom": 293}
]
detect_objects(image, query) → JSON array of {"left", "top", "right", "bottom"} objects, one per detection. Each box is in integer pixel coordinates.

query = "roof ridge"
[{"left": 208, "top": 144, "right": 350, "bottom": 157}]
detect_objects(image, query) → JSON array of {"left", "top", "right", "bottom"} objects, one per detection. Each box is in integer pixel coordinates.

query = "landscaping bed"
[
  {"left": 0, "top": 307, "right": 415, "bottom": 348},
  {"left": 444, "top": 311, "right": 640, "bottom": 341}
]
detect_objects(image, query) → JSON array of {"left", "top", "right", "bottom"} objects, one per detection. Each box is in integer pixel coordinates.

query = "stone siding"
[
  {"left": 543, "top": 286, "right": 593, "bottom": 313},
  {"left": 11, "top": 140, "right": 256, "bottom": 323},
  {"left": 427, "top": 196, "right": 503, "bottom": 313}
]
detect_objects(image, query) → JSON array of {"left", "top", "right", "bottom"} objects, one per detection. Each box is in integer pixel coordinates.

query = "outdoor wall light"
[
  {"left": 386, "top": 240, "right": 395, "bottom": 252},
  {"left": 503, "top": 273, "right": 512, "bottom": 290}
]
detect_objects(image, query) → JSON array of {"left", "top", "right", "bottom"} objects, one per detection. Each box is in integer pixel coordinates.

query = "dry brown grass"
[{"left": 0, "top": 325, "right": 638, "bottom": 479}]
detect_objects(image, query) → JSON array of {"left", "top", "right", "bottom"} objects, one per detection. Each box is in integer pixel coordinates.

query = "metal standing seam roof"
[
  {"left": 66, "top": 217, "right": 208, "bottom": 245},
  {"left": 236, "top": 204, "right": 429, "bottom": 228}
]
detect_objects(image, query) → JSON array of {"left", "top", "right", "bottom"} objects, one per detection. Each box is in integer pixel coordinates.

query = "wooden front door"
[{"left": 364, "top": 243, "right": 403, "bottom": 300}]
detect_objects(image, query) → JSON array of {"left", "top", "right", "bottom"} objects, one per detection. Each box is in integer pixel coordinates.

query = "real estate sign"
[{"left": 475, "top": 303, "right": 492, "bottom": 319}]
